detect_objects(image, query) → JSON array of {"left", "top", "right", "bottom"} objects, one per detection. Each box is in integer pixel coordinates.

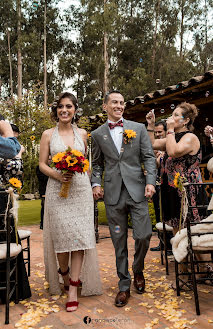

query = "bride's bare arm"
[{"left": 39, "top": 129, "right": 63, "bottom": 182}]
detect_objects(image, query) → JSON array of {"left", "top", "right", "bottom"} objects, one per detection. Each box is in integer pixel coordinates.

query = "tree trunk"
[
  {"left": 17, "top": 0, "right": 22, "bottom": 99},
  {"left": 151, "top": 0, "right": 160, "bottom": 78},
  {"left": 204, "top": 0, "right": 208, "bottom": 72},
  {"left": 103, "top": 31, "right": 109, "bottom": 96},
  {"left": 7, "top": 28, "right": 13, "bottom": 97},
  {"left": 180, "top": 0, "right": 184, "bottom": 58},
  {"left": 103, "top": 0, "right": 109, "bottom": 97},
  {"left": 44, "top": 0, "right": 47, "bottom": 109}
]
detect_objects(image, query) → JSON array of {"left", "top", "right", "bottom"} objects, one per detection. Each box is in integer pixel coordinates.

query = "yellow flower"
[
  {"left": 173, "top": 172, "right": 180, "bottom": 188},
  {"left": 125, "top": 129, "right": 137, "bottom": 139},
  {"left": 30, "top": 135, "right": 35, "bottom": 141},
  {"left": 9, "top": 177, "right": 22, "bottom": 189},
  {"left": 87, "top": 133, "right": 91, "bottom": 137},
  {"left": 52, "top": 152, "right": 65, "bottom": 163},
  {"left": 83, "top": 159, "right": 89, "bottom": 172},
  {"left": 66, "top": 156, "right": 78, "bottom": 167},
  {"left": 71, "top": 149, "right": 83, "bottom": 157}
]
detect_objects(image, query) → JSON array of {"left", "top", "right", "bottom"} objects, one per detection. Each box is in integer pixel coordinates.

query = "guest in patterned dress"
[
  {"left": 146, "top": 102, "right": 204, "bottom": 234},
  {"left": 39, "top": 92, "right": 102, "bottom": 313}
]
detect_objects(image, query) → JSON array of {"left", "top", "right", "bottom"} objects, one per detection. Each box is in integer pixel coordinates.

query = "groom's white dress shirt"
[{"left": 108, "top": 118, "right": 123, "bottom": 154}]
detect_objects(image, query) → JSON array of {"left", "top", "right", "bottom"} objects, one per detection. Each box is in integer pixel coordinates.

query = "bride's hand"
[{"left": 57, "top": 172, "right": 73, "bottom": 183}]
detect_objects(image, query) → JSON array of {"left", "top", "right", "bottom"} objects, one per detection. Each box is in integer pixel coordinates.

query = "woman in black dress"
[{"left": 146, "top": 102, "right": 204, "bottom": 233}]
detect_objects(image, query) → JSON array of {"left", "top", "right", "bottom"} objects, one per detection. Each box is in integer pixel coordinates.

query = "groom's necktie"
[{"left": 108, "top": 120, "right": 123, "bottom": 130}]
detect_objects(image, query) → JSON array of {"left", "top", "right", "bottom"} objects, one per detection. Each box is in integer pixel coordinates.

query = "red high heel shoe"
[
  {"left": 66, "top": 278, "right": 81, "bottom": 312},
  {"left": 58, "top": 267, "right": 70, "bottom": 291}
]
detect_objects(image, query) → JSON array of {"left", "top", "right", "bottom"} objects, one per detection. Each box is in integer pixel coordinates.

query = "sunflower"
[
  {"left": 173, "top": 172, "right": 180, "bottom": 188},
  {"left": 71, "top": 149, "right": 83, "bottom": 157},
  {"left": 66, "top": 156, "right": 78, "bottom": 167},
  {"left": 125, "top": 130, "right": 137, "bottom": 139},
  {"left": 82, "top": 159, "right": 89, "bottom": 172},
  {"left": 52, "top": 152, "right": 66, "bottom": 163},
  {"left": 9, "top": 177, "right": 22, "bottom": 189},
  {"left": 30, "top": 135, "right": 35, "bottom": 141}
]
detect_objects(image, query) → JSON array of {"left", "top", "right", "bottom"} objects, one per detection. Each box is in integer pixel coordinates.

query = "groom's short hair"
[{"left": 104, "top": 90, "right": 123, "bottom": 104}]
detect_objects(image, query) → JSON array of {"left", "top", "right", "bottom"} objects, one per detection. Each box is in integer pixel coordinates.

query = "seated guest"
[
  {"left": 11, "top": 124, "right": 25, "bottom": 159},
  {"left": 0, "top": 119, "right": 20, "bottom": 158}
]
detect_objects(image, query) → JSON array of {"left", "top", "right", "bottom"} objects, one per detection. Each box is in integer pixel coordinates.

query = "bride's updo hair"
[
  {"left": 51, "top": 92, "right": 78, "bottom": 122},
  {"left": 178, "top": 102, "right": 199, "bottom": 131}
]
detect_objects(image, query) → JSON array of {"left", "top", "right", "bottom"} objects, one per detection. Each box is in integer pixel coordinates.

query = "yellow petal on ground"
[
  {"left": 138, "top": 302, "right": 148, "bottom": 306},
  {"left": 189, "top": 319, "right": 198, "bottom": 324},
  {"left": 9, "top": 301, "right": 15, "bottom": 306},
  {"left": 125, "top": 307, "right": 131, "bottom": 311},
  {"left": 148, "top": 309, "right": 154, "bottom": 313},
  {"left": 107, "top": 292, "right": 113, "bottom": 296},
  {"left": 208, "top": 320, "right": 213, "bottom": 323},
  {"left": 200, "top": 289, "right": 210, "bottom": 293},
  {"left": 20, "top": 300, "right": 28, "bottom": 304},
  {"left": 96, "top": 309, "right": 104, "bottom": 313},
  {"left": 51, "top": 295, "right": 60, "bottom": 300}
]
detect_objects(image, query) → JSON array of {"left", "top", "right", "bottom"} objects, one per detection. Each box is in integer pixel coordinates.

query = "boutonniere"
[{"left": 123, "top": 129, "right": 137, "bottom": 144}]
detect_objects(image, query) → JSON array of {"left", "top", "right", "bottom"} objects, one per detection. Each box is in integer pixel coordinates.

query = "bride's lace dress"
[{"left": 43, "top": 124, "right": 102, "bottom": 296}]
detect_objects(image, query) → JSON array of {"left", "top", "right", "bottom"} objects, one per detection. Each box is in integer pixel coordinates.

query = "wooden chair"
[
  {"left": 155, "top": 221, "right": 173, "bottom": 275},
  {"left": 17, "top": 229, "right": 32, "bottom": 276},
  {"left": 0, "top": 190, "right": 22, "bottom": 324},
  {"left": 174, "top": 182, "right": 213, "bottom": 315}
]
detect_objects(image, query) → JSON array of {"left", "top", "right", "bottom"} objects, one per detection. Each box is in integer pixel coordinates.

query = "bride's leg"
[
  {"left": 57, "top": 252, "right": 70, "bottom": 289},
  {"left": 67, "top": 250, "right": 84, "bottom": 312}
]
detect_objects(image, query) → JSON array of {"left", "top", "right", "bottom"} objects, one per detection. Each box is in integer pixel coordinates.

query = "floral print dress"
[{"left": 160, "top": 131, "right": 206, "bottom": 228}]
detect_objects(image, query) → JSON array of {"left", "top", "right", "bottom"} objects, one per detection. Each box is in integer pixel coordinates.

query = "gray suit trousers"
[{"left": 105, "top": 183, "right": 152, "bottom": 292}]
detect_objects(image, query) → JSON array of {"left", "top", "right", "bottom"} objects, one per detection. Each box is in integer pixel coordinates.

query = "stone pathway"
[{"left": 1, "top": 225, "right": 213, "bottom": 328}]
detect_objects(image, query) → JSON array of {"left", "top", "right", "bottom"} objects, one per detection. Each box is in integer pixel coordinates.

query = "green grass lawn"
[
  {"left": 18, "top": 199, "right": 156, "bottom": 228},
  {"left": 17, "top": 199, "right": 108, "bottom": 227},
  {"left": 18, "top": 200, "right": 41, "bottom": 226}
]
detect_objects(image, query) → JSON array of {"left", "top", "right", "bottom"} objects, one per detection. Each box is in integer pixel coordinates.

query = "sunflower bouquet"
[
  {"left": 173, "top": 172, "right": 188, "bottom": 230},
  {"left": 51, "top": 146, "right": 89, "bottom": 198},
  {"left": 173, "top": 172, "right": 187, "bottom": 192}
]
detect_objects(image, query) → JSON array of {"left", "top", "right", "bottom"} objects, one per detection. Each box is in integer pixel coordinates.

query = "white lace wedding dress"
[{"left": 43, "top": 124, "right": 102, "bottom": 296}]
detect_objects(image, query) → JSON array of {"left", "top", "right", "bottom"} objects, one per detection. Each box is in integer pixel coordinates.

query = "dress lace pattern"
[{"left": 43, "top": 124, "right": 102, "bottom": 296}]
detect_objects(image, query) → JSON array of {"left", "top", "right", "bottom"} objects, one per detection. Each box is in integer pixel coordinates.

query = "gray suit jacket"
[{"left": 91, "top": 119, "right": 157, "bottom": 205}]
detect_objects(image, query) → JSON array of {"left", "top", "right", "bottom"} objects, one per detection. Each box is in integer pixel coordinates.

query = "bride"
[{"left": 39, "top": 92, "right": 102, "bottom": 312}]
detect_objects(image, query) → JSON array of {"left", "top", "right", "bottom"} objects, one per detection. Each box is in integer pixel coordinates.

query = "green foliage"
[{"left": 1, "top": 85, "right": 53, "bottom": 193}]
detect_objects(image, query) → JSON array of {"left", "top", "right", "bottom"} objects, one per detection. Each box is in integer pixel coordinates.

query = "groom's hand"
[
  {"left": 145, "top": 184, "right": 155, "bottom": 199},
  {"left": 92, "top": 186, "right": 104, "bottom": 200}
]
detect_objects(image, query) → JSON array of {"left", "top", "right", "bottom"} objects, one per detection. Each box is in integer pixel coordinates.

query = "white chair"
[{"left": 18, "top": 229, "right": 32, "bottom": 276}]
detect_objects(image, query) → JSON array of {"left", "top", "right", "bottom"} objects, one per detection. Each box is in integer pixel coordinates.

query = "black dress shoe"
[
  {"left": 150, "top": 245, "right": 161, "bottom": 251},
  {"left": 115, "top": 290, "right": 130, "bottom": 307},
  {"left": 133, "top": 272, "right": 145, "bottom": 294}
]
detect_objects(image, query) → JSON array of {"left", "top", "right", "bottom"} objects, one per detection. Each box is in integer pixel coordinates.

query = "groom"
[{"left": 91, "top": 90, "right": 156, "bottom": 307}]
